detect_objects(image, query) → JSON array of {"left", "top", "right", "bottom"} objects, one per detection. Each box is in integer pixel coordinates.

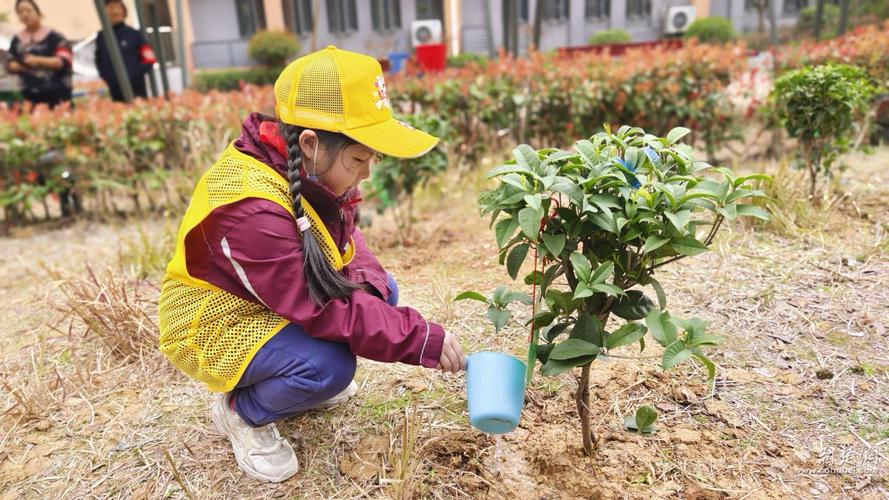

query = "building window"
[
  {"left": 416, "top": 0, "right": 443, "bottom": 20},
  {"left": 626, "top": 0, "right": 652, "bottom": 20},
  {"left": 371, "top": 0, "right": 402, "bottom": 32},
  {"left": 235, "top": 0, "right": 266, "bottom": 38},
  {"left": 543, "top": 0, "right": 570, "bottom": 21},
  {"left": 327, "top": 0, "right": 358, "bottom": 33},
  {"left": 585, "top": 0, "right": 610, "bottom": 20},
  {"left": 782, "top": 0, "right": 808, "bottom": 14},
  {"left": 501, "top": 0, "right": 530, "bottom": 23},
  {"left": 283, "top": 0, "right": 313, "bottom": 35}
]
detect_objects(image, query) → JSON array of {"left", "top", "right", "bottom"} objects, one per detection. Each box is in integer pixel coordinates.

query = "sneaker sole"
[{"left": 209, "top": 398, "right": 298, "bottom": 483}]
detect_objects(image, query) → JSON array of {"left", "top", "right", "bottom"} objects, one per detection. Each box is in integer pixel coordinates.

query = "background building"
[{"left": 0, "top": 0, "right": 813, "bottom": 79}]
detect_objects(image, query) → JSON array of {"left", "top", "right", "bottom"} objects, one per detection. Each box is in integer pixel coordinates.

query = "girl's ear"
[{"left": 298, "top": 129, "right": 319, "bottom": 163}]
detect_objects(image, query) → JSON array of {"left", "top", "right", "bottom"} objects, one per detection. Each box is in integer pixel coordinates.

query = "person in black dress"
[
  {"left": 94, "top": 0, "right": 157, "bottom": 101},
  {"left": 5, "top": 0, "right": 73, "bottom": 109}
]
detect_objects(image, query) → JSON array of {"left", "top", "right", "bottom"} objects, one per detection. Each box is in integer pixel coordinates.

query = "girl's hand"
[
  {"left": 436, "top": 332, "right": 466, "bottom": 374},
  {"left": 8, "top": 60, "right": 23, "bottom": 73}
]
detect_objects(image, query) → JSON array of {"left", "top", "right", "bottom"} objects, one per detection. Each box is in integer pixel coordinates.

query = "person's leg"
[
  {"left": 232, "top": 323, "right": 357, "bottom": 427},
  {"left": 386, "top": 272, "right": 399, "bottom": 307}
]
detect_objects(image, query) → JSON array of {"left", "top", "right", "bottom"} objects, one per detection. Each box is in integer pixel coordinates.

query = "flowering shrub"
[
  {"left": 0, "top": 86, "right": 275, "bottom": 223},
  {"left": 777, "top": 21, "right": 889, "bottom": 89},
  {"left": 460, "top": 125, "right": 769, "bottom": 454},
  {"left": 389, "top": 41, "right": 748, "bottom": 161}
]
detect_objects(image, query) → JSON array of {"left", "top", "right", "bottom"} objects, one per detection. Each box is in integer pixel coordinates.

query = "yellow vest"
[{"left": 158, "top": 143, "right": 354, "bottom": 392}]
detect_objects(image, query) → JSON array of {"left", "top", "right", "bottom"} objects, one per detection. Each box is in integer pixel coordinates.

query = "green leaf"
[
  {"left": 570, "top": 313, "right": 604, "bottom": 347},
  {"left": 606, "top": 323, "right": 647, "bottom": 350},
  {"left": 506, "top": 243, "right": 530, "bottom": 280},
  {"left": 589, "top": 261, "right": 614, "bottom": 284},
  {"left": 503, "top": 291, "right": 533, "bottom": 305},
  {"left": 527, "top": 311, "right": 556, "bottom": 329},
  {"left": 524, "top": 270, "right": 544, "bottom": 286},
  {"left": 662, "top": 340, "right": 693, "bottom": 370},
  {"left": 687, "top": 333, "right": 725, "bottom": 347},
  {"left": 454, "top": 291, "right": 487, "bottom": 303},
  {"left": 735, "top": 205, "right": 770, "bottom": 220},
  {"left": 495, "top": 218, "right": 519, "bottom": 249},
  {"left": 524, "top": 193, "right": 542, "bottom": 211},
  {"left": 514, "top": 144, "right": 541, "bottom": 170},
  {"left": 487, "top": 306, "right": 512, "bottom": 334},
  {"left": 590, "top": 283, "right": 626, "bottom": 297},
  {"left": 642, "top": 235, "right": 669, "bottom": 254},
  {"left": 540, "top": 355, "right": 596, "bottom": 376},
  {"left": 666, "top": 127, "right": 691, "bottom": 145},
  {"left": 574, "top": 139, "right": 599, "bottom": 165},
  {"left": 518, "top": 207, "right": 543, "bottom": 241},
  {"left": 548, "top": 339, "right": 601, "bottom": 360},
  {"left": 573, "top": 283, "right": 594, "bottom": 300},
  {"left": 612, "top": 290, "right": 655, "bottom": 320},
  {"left": 635, "top": 405, "right": 658, "bottom": 430},
  {"left": 670, "top": 237, "right": 709, "bottom": 256},
  {"left": 665, "top": 210, "right": 691, "bottom": 232},
  {"left": 646, "top": 277, "right": 667, "bottom": 310},
  {"left": 541, "top": 233, "right": 566, "bottom": 257},
  {"left": 570, "top": 252, "right": 592, "bottom": 283},
  {"left": 645, "top": 309, "right": 677, "bottom": 347},
  {"left": 692, "top": 348, "right": 717, "bottom": 380},
  {"left": 733, "top": 173, "right": 771, "bottom": 187},
  {"left": 550, "top": 177, "right": 584, "bottom": 205}
]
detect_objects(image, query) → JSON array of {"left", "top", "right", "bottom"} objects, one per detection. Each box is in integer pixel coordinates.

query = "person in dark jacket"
[
  {"left": 6, "top": 0, "right": 73, "bottom": 108},
  {"left": 94, "top": 0, "right": 157, "bottom": 101}
]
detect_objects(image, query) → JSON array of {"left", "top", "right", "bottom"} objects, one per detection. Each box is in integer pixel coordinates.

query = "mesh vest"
[{"left": 158, "top": 144, "right": 354, "bottom": 392}]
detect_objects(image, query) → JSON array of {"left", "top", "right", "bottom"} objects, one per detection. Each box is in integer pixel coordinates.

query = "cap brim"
[{"left": 341, "top": 118, "right": 439, "bottom": 159}]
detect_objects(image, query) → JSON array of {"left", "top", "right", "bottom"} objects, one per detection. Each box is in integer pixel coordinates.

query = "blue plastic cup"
[{"left": 465, "top": 352, "right": 526, "bottom": 434}]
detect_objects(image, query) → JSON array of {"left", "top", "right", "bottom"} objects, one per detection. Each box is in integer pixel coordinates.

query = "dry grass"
[
  {"left": 0, "top": 146, "right": 887, "bottom": 498},
  {"left": 45, "top": 265, "right": 159, "bottom": 361}
]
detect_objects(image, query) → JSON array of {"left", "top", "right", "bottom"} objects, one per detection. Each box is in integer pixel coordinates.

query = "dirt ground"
[{"left": 1, "top": 146, "right": 887, "bottom": 499}]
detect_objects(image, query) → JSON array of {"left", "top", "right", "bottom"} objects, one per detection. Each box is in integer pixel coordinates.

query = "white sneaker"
[
  {"left": 313, "top": 380, "right": 358, "bottom": 410},
  {"left": 209, "top": 393, "right": 299, "bottom": 483}
]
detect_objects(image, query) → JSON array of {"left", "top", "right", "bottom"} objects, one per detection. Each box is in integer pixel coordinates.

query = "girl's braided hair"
[{"left": 282, "top": 122, "right": 363, "bottom": 304}]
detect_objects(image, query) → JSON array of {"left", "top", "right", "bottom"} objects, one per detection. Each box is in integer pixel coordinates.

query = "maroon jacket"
[{"left": 183, "top": 112, "right": 444, "bottom": 368}]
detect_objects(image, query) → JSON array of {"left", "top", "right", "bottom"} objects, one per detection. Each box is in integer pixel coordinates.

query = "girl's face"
[
  {"left": 300, "top": 131, "right": 379, "bottom": 197},
  {"left": 16, "top": 2, "right": 41, "bottom": 30}
]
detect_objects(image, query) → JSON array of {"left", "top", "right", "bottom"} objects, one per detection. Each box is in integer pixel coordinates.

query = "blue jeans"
[{"left": 232, "top": 273, "right": 398, "bottom": 426}]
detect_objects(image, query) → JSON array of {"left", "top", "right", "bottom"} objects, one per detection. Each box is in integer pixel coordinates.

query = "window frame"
[
  {"left": 327, "top": 0, "right": 359, "bottom": 34},
  {"left": 585, "top": 0, "right": 611, "bottom": 21},
  {"left": 542, "top": 0, "right": 571, "bottom": 22},
  {"left": 283, "top": 0, "right": 314, "bottom": 36},
  {"left": 235, "top": 0, "right": 267, "bottom": 39},
  {"left": 626, "top": 0, "right": 652, "bottom": 21},
  {"left": 371, "top": 0, "right": 402, "bottom": 33}
]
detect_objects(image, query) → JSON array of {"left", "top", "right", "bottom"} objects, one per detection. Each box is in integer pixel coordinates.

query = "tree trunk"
[{"left": 575, "top": 362, "right": 594, "bottom": 455}]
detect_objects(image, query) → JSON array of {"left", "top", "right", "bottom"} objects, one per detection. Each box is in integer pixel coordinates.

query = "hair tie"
[{"left": 296, "top": 216, "right": 311, "bottom": 232}]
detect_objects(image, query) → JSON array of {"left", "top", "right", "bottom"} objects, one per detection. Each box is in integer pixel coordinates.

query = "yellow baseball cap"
[{"left": 274, "top": 46, "right": 439, "bottom": 159}]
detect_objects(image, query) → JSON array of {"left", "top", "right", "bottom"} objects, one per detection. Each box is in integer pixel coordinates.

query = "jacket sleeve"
[
  {"left": 50, "top": 32, "right": 72, "bottom": 70},
  {"left": 133, "top": 30, "right": 156, "bottom": 75},
  {"left": 345, "top": 227, "right": 392, "bottom": 301},
  {"left": 212, "top": 208, "right": 445, "bottom": 368}
]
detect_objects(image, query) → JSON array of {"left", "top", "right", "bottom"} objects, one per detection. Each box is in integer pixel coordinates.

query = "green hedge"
[
  {"left": 193, "top": 67, "right": 282, "bottom": 92},
  {"left": 588, "top": 29, "right": 632, "bottom": 46},
  {"left": 684, "top": 16, "right": 737, "bottom": 44}
]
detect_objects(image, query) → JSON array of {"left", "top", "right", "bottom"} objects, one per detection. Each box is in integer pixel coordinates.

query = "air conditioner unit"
[
  {"left": 411, "top": 20, "right": 443, "bottom": 47},
  {"left": 664, "top": 6, "right": 696, "bottom": 35}
]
